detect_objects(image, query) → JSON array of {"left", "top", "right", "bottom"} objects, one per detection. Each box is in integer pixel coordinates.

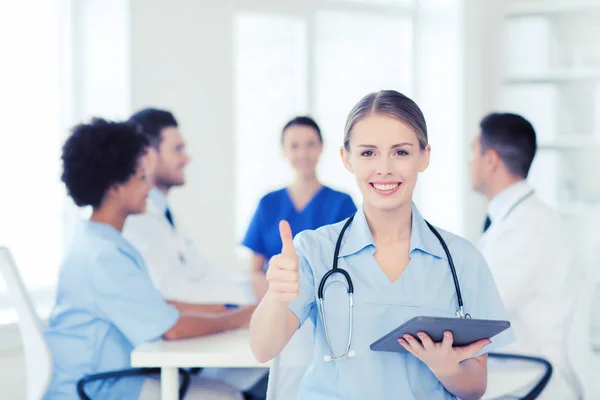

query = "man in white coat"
[
  {"left": 469, "top": 112, "right": 582, "bottom": 399},
  {"left": 124, "top": 108, "right": 267, "bottom": 399}
]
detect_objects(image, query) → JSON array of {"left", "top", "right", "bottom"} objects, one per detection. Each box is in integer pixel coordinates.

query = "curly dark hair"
[{"left": 61, "top": 118, "right": 150, "bottom": 208}]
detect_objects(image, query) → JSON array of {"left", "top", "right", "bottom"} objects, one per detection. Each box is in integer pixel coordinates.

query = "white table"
[{"left": 131, "top": 329, "right": 270, "bottom": 400}]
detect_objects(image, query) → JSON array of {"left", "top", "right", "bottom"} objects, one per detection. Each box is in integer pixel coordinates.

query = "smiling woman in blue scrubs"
[
  {"left": 249, "top": 91, "right": 515, "bottom": 400},
  {"left": 242, "top": 116, "right": 356, "bottom": 298}
]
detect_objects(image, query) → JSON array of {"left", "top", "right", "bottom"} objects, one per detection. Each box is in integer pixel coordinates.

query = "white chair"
[
  {"left": 485, "top": 242, "right": 600, "bottom": 400},
  {"left": 566, "top": 244, "right": 600, "bottom": 399},
  {"left": 265, "top": 320, "right": 314, "bottom": 400},
  {"left": 484, "top": 353, "right": 552, "bottom": 399},
  {"left": 0, "top": 247, "right": 53, "bottom": 400}
]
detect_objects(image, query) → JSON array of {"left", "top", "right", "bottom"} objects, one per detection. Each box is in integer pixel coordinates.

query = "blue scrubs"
[
  {"left": 288, "top": 205, "right": 515, "bottom": 400},
  {"left": 242, "top": 186, "right": 356, "bottom": 269},
  {"left": 44, "top": 221, "right": 179, "bottom": 399}
]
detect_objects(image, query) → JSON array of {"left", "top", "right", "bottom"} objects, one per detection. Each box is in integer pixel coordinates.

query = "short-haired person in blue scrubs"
[
  {"left": 242, "top": 116, "right": 356, "bottom": 298},
  {"left": 250, "top": 91, "right": 515, "bottom": 400},
  {"left": 44, "top": 119, "right": 253, "bottom": 399}
]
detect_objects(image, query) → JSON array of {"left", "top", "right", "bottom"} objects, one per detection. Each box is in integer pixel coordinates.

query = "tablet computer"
[{"left": 370, "top": 316, "right": 510, "bottom": 353}]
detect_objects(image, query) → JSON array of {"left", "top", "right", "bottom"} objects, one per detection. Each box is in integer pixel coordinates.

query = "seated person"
[
  {"left": 470, "top": 113, "right": 581, "bottom": 399},
  {"left": 44, "top": 118, "right": 254, "bottom": 400},
  {"left": 242, "top": 116, "right": 357, "bottom": 298},
  {"left": 124, "top": 108, "right": 253, "bottom": 304},
  {"left": 241, "top": 116, "right": 356, "bottom": 397},
  {"left": 124, "top": 108, "right": 267, "bottom": 394}
]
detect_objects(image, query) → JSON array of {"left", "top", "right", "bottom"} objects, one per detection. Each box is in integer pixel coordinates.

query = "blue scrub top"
[
  {"left": 288, "top": 205, "right": 515, "bottom": 400},
  {"left": 44, "top": 221, "right": 179, "bottom": 400},
  {"left": 242, "top": 186, "right": 356, "bottom": 268}
]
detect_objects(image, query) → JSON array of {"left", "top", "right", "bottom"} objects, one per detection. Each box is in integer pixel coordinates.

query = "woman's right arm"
[{"left": 250, "top": 220, "right": 302, "bottom": 362}]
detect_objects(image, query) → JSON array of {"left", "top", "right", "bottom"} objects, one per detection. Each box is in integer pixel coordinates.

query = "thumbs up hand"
[{"left": 265, "top": 220, "right": 300, "bottom": 303}]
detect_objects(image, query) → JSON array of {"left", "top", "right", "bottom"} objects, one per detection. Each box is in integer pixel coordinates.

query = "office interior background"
[{"left": 1, "top": 0, "right": 600, "bottom": 397}]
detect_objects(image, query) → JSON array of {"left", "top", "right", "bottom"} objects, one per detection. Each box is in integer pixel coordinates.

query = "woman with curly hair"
[{"left": 44, "top": 118, "right": 250, "bottom": 400}]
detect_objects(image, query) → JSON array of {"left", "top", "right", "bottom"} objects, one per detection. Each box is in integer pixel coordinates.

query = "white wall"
[
  {"left": 458, "top": 0, "right": 505, "bottom": 242},
  {"left": 129, "top": 0, "right": 240, "bottom": 268},
  {"left": 414, "top": 0, "right": 464, "bottom": 233},
  {"left": 0, "top": 350, "right": 25, "bottom": 399}
]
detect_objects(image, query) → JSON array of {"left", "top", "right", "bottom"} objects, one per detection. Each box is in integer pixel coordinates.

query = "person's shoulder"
[
  {"left": 293, "top": 217, "right": 349, "bottom": 254},
  {"left": 323, "top": 186, "right": 353, "bottom": 201},
  {"left": 506, "top": 194, "right": 565, "bottom": 236},
  {"left": 258, "top": 188, "right": 288, "bottom": 206},
  {"left": 63, "top": 232, "right": 120, "bottom": 274},
  {"left": 427, "top": 226, "right": 486, "bottom": 277},
  {"left": 519, "top": 194, "right": 561, "bottom": 222},
  {"left": 82, "top": 228, "right": 142, "bottom": 270},
  {"left": 435, "top": 227, "right": 481, "bottom": 259}
]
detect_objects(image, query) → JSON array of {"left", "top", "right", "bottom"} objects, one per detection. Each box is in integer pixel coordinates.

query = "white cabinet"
[
  {"left": 498, "top": 0, "right": 600, "bottom": 349},
  {"left": 500, "top": 1, "right": 600, "bottom": 208}
]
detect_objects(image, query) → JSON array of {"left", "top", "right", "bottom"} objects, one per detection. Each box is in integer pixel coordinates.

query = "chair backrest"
[
  {"left": 265, "top": 354, "right": 279, "bottom": 400},
  {"left": 0, "top": 247, "right": 53, "bottom": 400},
  {"left": 566, "top": 242, "right": 600, "bottom": 399},
  {"left": 265, "top": 320, "right": 314, "bottom": 400}
]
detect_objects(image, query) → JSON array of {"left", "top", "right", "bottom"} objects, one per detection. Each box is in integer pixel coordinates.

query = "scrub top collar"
[
  {"left": 338, "top": 203, "right": 447, "bottom": 260},
  {"left": 81, "top": 220, "right": 139, "bottom": 257}
]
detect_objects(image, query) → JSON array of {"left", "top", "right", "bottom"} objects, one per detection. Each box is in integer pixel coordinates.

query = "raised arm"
[{"left": 249, "top": 220, "right": 301, "bottom": 362}]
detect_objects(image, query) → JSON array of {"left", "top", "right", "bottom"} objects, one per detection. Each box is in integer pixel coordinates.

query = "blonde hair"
[{"left": 343, "top": 90, "right": 428, "bottom": 151}]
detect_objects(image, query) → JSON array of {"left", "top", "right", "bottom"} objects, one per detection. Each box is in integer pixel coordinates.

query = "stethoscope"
[{"left": 317, "top": 214, "right": 469, "bottom": 362}]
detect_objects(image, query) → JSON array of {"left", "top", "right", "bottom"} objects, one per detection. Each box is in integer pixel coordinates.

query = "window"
[
  {"left": 314, "top": 11, "right": 413, "bottom": 200},
  {"left": 325, "top": 0, "right": 414, "bottom": 5},
  {"left": 0, "top": 0, "right": 131, "bottom": 320},
  {"left": 411, "top": 1, "right": 462, "bottom": 233},
  {"left": 234, "top": 2, "right": 417, "bottom": 244},
  {"left": 233, "top": 13, "right": 308, "bottom": 241},
  {"left": 0, "top": 1, "right": 65, "bottom": 303}
]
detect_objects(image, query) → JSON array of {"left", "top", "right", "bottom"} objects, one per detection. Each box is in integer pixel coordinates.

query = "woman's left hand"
[{"left": 398, "top": 331, "right": 490, "bottom": 376}]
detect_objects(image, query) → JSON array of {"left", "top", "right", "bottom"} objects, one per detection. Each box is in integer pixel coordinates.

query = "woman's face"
[
  {"left": 341, "top": 113, "right": 430, "bottom": 213},
  {"left": 282, "top": 125, "right": 323, "bottom": 177},
  {"left": 114, "top": 159, "right": 152, "bottom": 215}
]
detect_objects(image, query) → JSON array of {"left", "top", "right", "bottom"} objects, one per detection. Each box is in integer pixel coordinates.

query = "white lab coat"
[
  {"left": 123, "top": 190, "right": 253, "bottom": 305},
  {"left": 123, "top": 189, "right": 265, "bottom": 392},
  {"left": 478, "top": 181, "right": 582, "bottom": 399}
]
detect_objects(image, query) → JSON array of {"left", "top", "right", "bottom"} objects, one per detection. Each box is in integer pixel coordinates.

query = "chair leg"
[
  {"left": 241, "top": 373, "right": 269, "bottom": 400},
  {"left": 178, "top": 369, "right": 191, "bottom": 400}
]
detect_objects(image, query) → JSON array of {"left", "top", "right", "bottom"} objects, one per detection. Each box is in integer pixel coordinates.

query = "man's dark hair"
[
  {"left": 129, "top": 108, "right": 178, "bottom": 148},
  {"left": 281, "top": 116, "right": 323, "bottom": 145},
  {"left": 480, "top": 112, "right": 537, "bottom": 178},
  {"left": 61, "top": 118, "right": 149, "bottom": 208}
]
